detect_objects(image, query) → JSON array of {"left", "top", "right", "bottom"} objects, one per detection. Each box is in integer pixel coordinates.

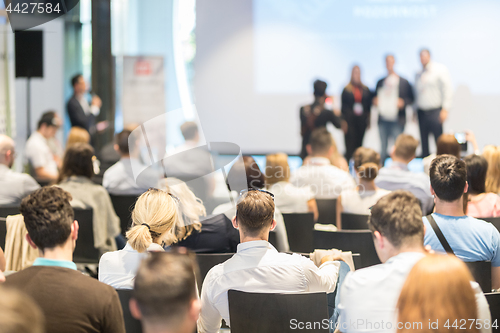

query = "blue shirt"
[
  {"left": 423, "top": 213, "right": 500, "bottom": 266},
  {"left": 33, "top": 258, "right": 77, "bottom": 270}
]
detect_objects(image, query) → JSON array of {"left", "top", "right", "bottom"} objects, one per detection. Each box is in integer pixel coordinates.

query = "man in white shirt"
[
  {"left": 0, "top": 135, "right": 40, "bottom": 205},
  {"left": 376, "top": 134, "right": 434, "bottom": 214},
  {"left": 291, "top": 128, "right": 355, "bottom": 199},
  {"left": 24, "top": 111, "right": 62, "bottom": 181},
  {"left": 103, "top": 130, "right": 161, "bottom": 195},
  {"left": 337, "top": 190, "right": 491, "bottom": 333},
  {"left": 415, "top": 49, "right": 453, "bottom": 157},
  {"left": 198, "top": 190, "right": 342, "bottom": 333}
]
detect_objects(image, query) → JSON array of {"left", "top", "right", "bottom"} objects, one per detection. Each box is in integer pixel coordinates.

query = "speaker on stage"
[{"left": 15, "top": 30, "right": 43, "bottom": 78}]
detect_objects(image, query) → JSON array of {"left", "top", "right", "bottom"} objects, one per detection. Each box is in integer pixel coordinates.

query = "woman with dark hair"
[
  {"left": 423, "top": 133, "right": 461, "bottom": 175},
  {"left": 464, "top": 154, "right": 500, "bottom": 217},
  {"left": 57, "top": 143, "right": 122, "bottom": 253},
  {"left": 341, "top": 66, "right": 373, "bottom": 161}
]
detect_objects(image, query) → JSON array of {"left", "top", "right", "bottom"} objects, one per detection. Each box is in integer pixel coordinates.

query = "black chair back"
[
  {"left": 116, "top": 289, "right": 143, "bottom": 333},
  {"left": 73, "top": 208, "right": 100, "bottom": 263},
  {"left": 268, "top": 231, "right": 278, "bottom": 249},
  {"left": 313, "top": 230, "right": 381, "bottom": 269},
  {"left": 196, "top": 253, "right": 234, "bottom": 292},
  {"left": 316, "top": 199, "right": 337, "bottom": 225},
  {"left": 110, "top": 195, "right": 139, "bottom": 236},
  {"left": 228, "top": 290, "right": 329, "bottom": 333},
  {"left": 282, "top": 213, "right": 315, "bottom": 253},
  {"left": 0, "top": 206, "right": 20, "bottom": 249},
  {"left": 485, "top": 292, "right": 500, "bottom": 333},
  {"left": 482, "top": 217, "right": 500, "bottom": 233},
  {"left": 341, "top": 213, "right": 369, "bottom": 230},
  {"left": 464, "top": 261, "right": 492, "bottom": 293}
]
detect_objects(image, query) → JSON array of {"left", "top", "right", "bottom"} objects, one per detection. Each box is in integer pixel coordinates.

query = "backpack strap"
[{"left": 426, "top": 214, "right": 454, "bottom": 255}]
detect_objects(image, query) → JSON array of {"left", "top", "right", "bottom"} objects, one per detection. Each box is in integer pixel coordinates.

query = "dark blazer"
[
  {"left": 67, "top": 95, "right": 95, "bottom": 133},
  {"left": 375, "top": 76, "right": 414, "bottom": 123},
  {"left": 341, "top": 85, "right": 373, "bottom": 122}
]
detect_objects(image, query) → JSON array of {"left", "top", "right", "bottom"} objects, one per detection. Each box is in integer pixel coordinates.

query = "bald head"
[{"left": 0, "top": 135, "right": 15, "bottom": 167}]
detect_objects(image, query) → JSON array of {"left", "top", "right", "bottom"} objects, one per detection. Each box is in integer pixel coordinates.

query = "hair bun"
[{"left": 358, "top": 162, "right": 379, "bottom": 181}]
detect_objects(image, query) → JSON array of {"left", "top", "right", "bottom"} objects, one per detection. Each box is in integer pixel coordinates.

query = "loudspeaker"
[{"left": 15, "top": 30, "right": 43, "bottom": 78}]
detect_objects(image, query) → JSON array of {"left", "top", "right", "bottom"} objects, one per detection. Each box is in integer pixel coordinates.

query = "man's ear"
[
  {"left": 269, "top": 219, "right": 277, "bottom": 232},
  {"left": 306, "top": 144, "right": 312, "bottom": 156},
  {"left": 464, "top": 181, "right": 469, "bottom": 193},
  {"left": 232, "top": 216, "right": 238, "bottom": 230},
  {"left": 129, "top": 298, "right": 142, "bottom": 320},
  {"left": 71, "top": 220, "right": 79, "bottom": 241},
  {"left": 373, "top": 231, "right": 384, "bottom": 249},
  {"left": 189, "top": 299, "right": 201, "bottom": 322},
  {"left": 25, "top": 234, "right": 37, "bottom": 249},
  {"left": 327, "top": 146, "right": 334, "bottom": 158},
  {"left": 430, "top": 185, "right": 436, "bottom": 196}
]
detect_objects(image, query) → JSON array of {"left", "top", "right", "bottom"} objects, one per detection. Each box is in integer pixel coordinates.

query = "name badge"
[{"left": 353, "top": 102, "right": 363, "bottom": 115}]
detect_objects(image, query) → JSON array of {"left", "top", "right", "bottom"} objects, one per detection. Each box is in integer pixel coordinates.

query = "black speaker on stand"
[{"left": 14, "top": 30, "right": 44, "bottom": 139}]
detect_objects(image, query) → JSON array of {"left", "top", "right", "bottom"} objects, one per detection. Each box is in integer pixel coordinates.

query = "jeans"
[
  {"left": 378, "top": 118, "right": 404, "bottom": 164},
  {"left": 327, "top": 261, "right": 351, "bottom": 332}
]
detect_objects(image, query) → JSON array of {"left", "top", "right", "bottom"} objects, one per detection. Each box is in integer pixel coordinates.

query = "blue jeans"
[
  {"left": 378, "top": 118, "right": 404, "bottom": 164},
  {"left": 327, "top": 261, "right": 351, "bottom": 332}
]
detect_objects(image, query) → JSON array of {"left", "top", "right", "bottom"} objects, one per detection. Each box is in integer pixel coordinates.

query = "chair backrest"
[
  {"left": 464, "top": 261, "right": 492, "bottom": 293},
  {"left": 116, "top": 289, "right": 143, "bottom": 333},
  {"left": 484, "top": 292, "right": 500, "bottom": 333},
  {"left": 482, "top": 217, "right": 500, "bottom": 233},
  {"left": 0, "top": 206, "right": 21, "bottom": 249},
  {"left": 268, "top": 231, "right": 278, "bottom": 249},
  {"left": 0, "top": 217, "right": 5, "bottom": 250},
  {"left": 196, "top": 253, "right": 234, "bottom": 292},
  {"left": 313, "top": 230, "right": 381, "bottom": 269},
  {"left": 109, "top": 195, "right": 139, "bottom": 236},
  {"left": 341, "top": 213, "right": 369, "bottom": 230},
  {"left": 282, "top": 213, "right": 315, "bottom": 253},
  {"left": 73, "top": 208, "right": 100, "bottom": 263},
  {"left": 228, "top": 290, "right": 329, "bottom": 333},
  {"left": 316, "top": 199, "right": 337, "bottom": 225}
]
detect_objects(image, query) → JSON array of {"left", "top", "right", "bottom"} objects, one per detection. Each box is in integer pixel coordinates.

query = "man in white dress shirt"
[
  {"left": 337, "top": 190, "right": 491, "bottom": 333},
  {"left": 291, "top": 128, "right": 355, "bottom": 199},
  {"left": 0, "top": 135, "right": 40, "bottom": 205},
  {"left": 415, "top": 49, "right": 453, "bottom": 157},
  {"left": 198, "top": 190, "right": 342, "bottom": 333}
]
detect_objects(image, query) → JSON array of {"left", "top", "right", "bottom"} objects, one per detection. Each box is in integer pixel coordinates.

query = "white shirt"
[
  {"left": 198, "top": 240, "right": 340, "bottom": 333},
  {"left": 98, "top": 242, "right": 164, "bottom": 289},
  {"left": 77, "top": 95, "right": 100, "bottom": 116},
  {"left": 24, "top": 131, "right": 59, "bottom": 177},
  {"left": 338, "top": 252, "right": 491, "bottom": 333},
  {"left": 377, "top": 74, "right": 400, "bottom": 121},
  {"left": 0, "top": 164, "right": 40, "bottom": 205},
  {"left": 103, "top": 157, "right": 161, "bottom": 195},
  {"left": 269, "top": 181, "right": 314, "bottom": 213},
  {"left": 212, "top": 201, "right": 290, "bottom": 252},
  {"left": 415, "top": 61, "right": 453, "bottom": 110},
  {"left": 290, "top": 157, "right": 356, "bottom": 199},
  {"left": 341, "top": 188, "right": 391, "bottom": 215}
]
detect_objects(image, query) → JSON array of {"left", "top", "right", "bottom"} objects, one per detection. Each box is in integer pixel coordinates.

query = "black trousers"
[
  {"left": 344, "top": 116, "right": 367, "bottom": 161},
  {"left": 417, "top": 108, "right": 443, "bottom": 158}
]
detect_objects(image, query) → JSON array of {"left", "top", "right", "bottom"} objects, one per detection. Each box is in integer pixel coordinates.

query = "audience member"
[
  {"left": 97, "top": 124, "right": 140, "bottom": 175},
  {"left": 483, "top": 145, "right": 500, "bottom": 194},
  {"left": 24, "top": 111, "right": 62, "bottom": 181},
  {"left": 103, "top": 130, "right": 161, "bottom": 195},
  {"left": 423, "top": 133, "right": 461, "bottom": 175},
  {"left": 424, "top": 154, "right": 500, "bottom": 289},
  {"left": 336, "top": 147, "right": 390, "bottom": 228},
  {"left": 266, "top": 153, "right": 318, "bottom": 220},
  {"left": 174, "top": 121, "right": 202, "bottom": 153},
  {"left": 130, "top": 252, "right": 200, "bottom": 333},
  {"left": 4, "top": 187, "right": 125, "bottom": 333},
  {"left": 397, "top": 255, "right": 483, "bottom": 333},
  {"left": 337, "top": 190, "right": 490, "bottom": 333},
  {"left": 66, "top": 126, "right": 90, "bottom": 147},
  {"left": 0, "top": 134, "right": 40, "bottom": 205},
  {"left": 0, "top": 287, "right": 44, "bottom": 333},
  {"left": 199, "top": 190, "right": 341, "bottom": 333},
  {"left": 212, "top": 155, "right": 290, "bottom": 252},
  {"left": 376, "top": 134, "right": 434, "bottom": 214},
  {"left": 465, "top": 154, "right": 500, "bottom": 217},
  {"left": 291, "top": 128, "right": 355, "bottom": 199},
  {"left": 99, "top": 188, "right": 178, "bottom": 289},
  {"left": 57, "top": 143, "right": 122, "bottom": 253}
]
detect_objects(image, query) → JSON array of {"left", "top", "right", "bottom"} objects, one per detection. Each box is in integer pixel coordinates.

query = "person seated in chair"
[{"left": 198, "top": 190, "right": 342, "bottom": 333}]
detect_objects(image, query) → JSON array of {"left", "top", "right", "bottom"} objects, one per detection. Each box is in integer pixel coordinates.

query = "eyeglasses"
[
  {"left": 148, "top": 187, "right": 181, "bottom": 204},
  {"left": 238, "top": 188, "right": 275, "bottom": 201}
]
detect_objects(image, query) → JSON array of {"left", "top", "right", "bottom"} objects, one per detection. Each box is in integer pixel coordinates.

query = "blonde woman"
[
  {"left": 484, "top": 145, "right": 500, "bottom": 195},
  {"left": 98, "top": 188, "right": 179, "bottom": 289},
  {"left": 397, "top": 255, "right": 481, "bottom": 333},
  {"left": 66, "top": 126, "right": 90, "bottom": 147},
  {"left": 266, "top": 153, "right": 318, "bottom": 221}
]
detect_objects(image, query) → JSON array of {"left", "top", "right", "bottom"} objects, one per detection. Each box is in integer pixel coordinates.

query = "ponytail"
[
  {"left": 126, "top": 224, "right": 153, "bottom": 253},
  {"left": 358, "top": 162, "right": 379, "bottom": 181}
]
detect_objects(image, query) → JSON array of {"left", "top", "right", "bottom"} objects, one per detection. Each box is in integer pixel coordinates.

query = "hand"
[
  {"left": 465, "top": 130, "right": 479, "bottom": 153},
  {"left": 96, "top": 120, "right": 109, "bottom": 132},
  {"left": 341, "top": 120, "right": 348, "bottom": 134},
  {"left": 439, "top": 109, "right": 448, "bottom": 124},
  {"left": 91, "top": 95, "right": 102, "bottom": 108},
  {"left": 372, "top": 96, "right": 378, "bottom": 106},
  {"left": 320, "top": 254, "right": 345, "bottom": 265},
  {"left": 424, "top": 245, "right": 435, "bottom": 254},
  {"left": 397, "top": 98, "right": 405, "bottom": 109}
]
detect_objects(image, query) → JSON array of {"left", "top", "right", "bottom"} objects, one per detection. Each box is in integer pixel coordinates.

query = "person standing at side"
[
  {"left": 415, "top": 49, "right": 453, "bottom": 158},
  {"left": 373, "top": 55, "right": 414, "bottom": 164},
  {"left": 341, "top": 66, "right": 373, "bottom": 161}
]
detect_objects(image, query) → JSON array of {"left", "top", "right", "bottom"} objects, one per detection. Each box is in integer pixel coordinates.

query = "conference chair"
[
  {"left": 228, "top": 290, "right": 329, "bottom": 333},
  {"left": 340, "top": 213, "right": 369, "bottom": 230},
  {"left": 0, "top": 206, "right": 20, "bottom": 250},
  {"left": 482, "top": 217, "right": 500, "bottom": 233},
  {"left": 268, "top": 231, "right": 278, "bottom": 249},
  {"left": 464, "top": 261, "right": 492, "bottom": 293},
  {"left": 316, "top": 199, "right": 337, "bottom": 225},
  {"left": 313, "top": 229, "right": 381, "bottom": 269},
  {"left": 72, "top": 208, "right": 100, "bottom": 264},
  {"left": 195, "top": 253, "right": 234, "bottom": 292},
  {"left": 0, "top": 205, "right": 20, "bottom": 218},
  {"left": 485, "top": 292, "right": 500, "bottom": 333},
  {"left": 116, "top": 289, "right": 143, "bottom": 333},
  {"left": 282, "top": 212, "right": 315, "bottom": 253},
  {"left": 109, "top": 194, "right": 139, "bottom": 236}
]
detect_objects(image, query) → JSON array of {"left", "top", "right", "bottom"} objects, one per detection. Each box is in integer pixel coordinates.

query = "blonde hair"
[
  {"left": 265, "top": 153, "right": 290, "bottom": 186},
  {"left": 158, "top": 178, "right": 204, "bottom": 242},
  {"left": 126, "top": 188, "right": 179, "bottom": 253},
  {"left": 483, "top": 145, "right": 500, "bottom": 194},
  {"left": 397, "top": 254, "right": 478, "bottom": 333},
  {"left": 0, "top": 287, "right": 45, "bottom": 333},
  {"left": 66, "top": 126, "right": 90, "bottom": 147}
]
